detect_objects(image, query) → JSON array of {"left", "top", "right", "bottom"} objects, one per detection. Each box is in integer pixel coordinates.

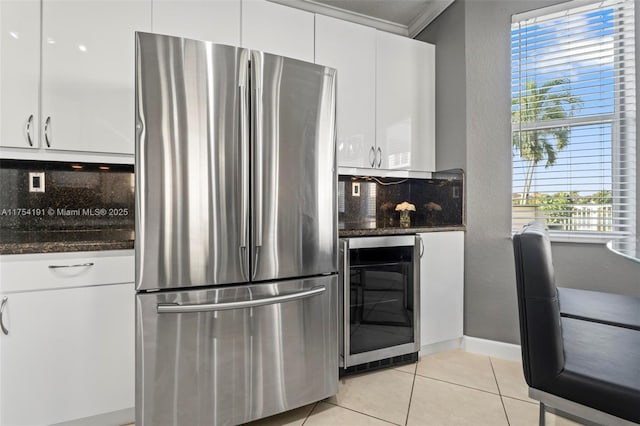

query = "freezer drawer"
[{"left": 136, "top": 275, "right": 338, "bottom": 426}]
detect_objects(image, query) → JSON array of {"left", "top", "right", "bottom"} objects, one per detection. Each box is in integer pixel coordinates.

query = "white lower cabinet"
[
  {"left": 419, "top": 231, "right": 464, "bottom": 347},
  {"left": 0, "top": 283, "right": 134, "bottom": 426}
]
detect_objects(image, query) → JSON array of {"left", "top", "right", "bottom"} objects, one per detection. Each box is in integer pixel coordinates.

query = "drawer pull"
[
  {"left": 1, "top": 297, "right": 8, "bottom": 335},
  {"left": 158, "top": 285, "right": 326, "bottom": 314},
  {"left": 48, "top": 262, "right": 95, "bottom": 269}
]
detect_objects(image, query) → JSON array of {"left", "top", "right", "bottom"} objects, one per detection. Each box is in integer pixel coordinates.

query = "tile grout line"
[
  {"left": 413, "top": 372, "right": 502, "bottom": 397},
  {"left": 301, "top": 401, "right": 318, "bottom": 425},
  {"left": 502, "top": 395, "right": 538, "bottom": 406},
  {"left": 404, "top": 367, "right": 418, "bottom": 426},
  {"left": 489, "top": 357, "right": 511, "bottom": 426},
  {"left": 323, "top": 399, "right": 401, "bottom": 425}
]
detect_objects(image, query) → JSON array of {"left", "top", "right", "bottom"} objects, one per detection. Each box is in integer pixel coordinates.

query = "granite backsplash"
[
  {"left": 338, "top": 170, "right": 464, "bottom": 231},
  {"left": 0, "top": 159, "right": 134, "bottom": 251}
]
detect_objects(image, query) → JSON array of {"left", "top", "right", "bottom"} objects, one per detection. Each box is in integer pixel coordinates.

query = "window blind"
[{"left": 511, "top": 0, "right": 636, "bottom": 239}]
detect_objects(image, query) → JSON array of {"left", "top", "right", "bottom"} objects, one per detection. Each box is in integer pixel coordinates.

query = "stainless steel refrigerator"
[{"left": 134, "top": 32, "right": 338, "bottom": 426}]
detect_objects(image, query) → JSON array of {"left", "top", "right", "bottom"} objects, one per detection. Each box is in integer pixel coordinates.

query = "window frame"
[{"left": 510, "top": 0, "right": 636, "bottom": 243}]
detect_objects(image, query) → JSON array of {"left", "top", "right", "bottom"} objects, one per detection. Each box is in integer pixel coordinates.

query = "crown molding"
[
  {"left": 268, "top": 0, "right": 409, "bottom": 36},
  {"left": 408, "top": 0, "right": 455, "bottom": 38},
  {"left": 268, "top": 0, "right": 455, "bottom": 39}
]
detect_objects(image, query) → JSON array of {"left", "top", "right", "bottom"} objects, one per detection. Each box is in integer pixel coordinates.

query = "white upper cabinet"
[
  {"left": 241, "top": 0, "right": 314, "bottom": 63},
  {"left": 376, "top": 31, "right": 435, "bottom": 172},
  {"left": 315, "top": 15, "right": 376, "bottom": 169},
  {"left": 152, "top": 0, "right": 240, "bottom": 45},
  {"left": 0, "top": 0, "right": 40, "bottom": 149},
  {"left": 40, "top": 0, "right": 151, "bottom": 154}
]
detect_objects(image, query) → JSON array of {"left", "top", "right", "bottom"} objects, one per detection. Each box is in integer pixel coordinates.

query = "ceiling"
[{"left": 271, "top": 0, "right": 455, "bottom": 37}]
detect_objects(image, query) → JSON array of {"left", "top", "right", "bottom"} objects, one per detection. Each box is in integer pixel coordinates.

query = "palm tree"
[{"left": 512, "top": 78, "right": 581, "bottom": 204}]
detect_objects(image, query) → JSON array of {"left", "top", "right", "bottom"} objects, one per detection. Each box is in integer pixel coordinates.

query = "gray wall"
[{"left": 417, "top": 0, "right": 640, "bottom": 345}]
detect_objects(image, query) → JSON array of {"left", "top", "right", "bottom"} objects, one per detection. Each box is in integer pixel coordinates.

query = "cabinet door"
[
  {"left": 376, "top": 32, "right": 435, "bottom": 171},
  {"left": 316, "top": 15, "right": 376, "bottom": 169},
  {"left": 0, "top": 0, "right": 40, "bottom": 149},
  {"left": 420, "top": 232, "right": 464, "bottom": 346},
  {"left": 41, "top": 0, "right": 151, "bottom": 154},
  {"left": 0, "top": 283, "right": 134, "bottom": 426},
  {"left": 152, "top": 0, "right": 240, "bottom": 45},
  {"left": 241, "top": 0, "right": 314, "bottom": 63}
]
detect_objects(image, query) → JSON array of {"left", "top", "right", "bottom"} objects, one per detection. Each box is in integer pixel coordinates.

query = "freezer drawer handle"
[
  {"left": 157, "top": 285, "right": 326, "bottom": 314},
  {"left": 1, "top": 297, "right": 8, "bottom": 335},
  {"left": 48, "top": 262, "right": 94, "bottom": 269}
]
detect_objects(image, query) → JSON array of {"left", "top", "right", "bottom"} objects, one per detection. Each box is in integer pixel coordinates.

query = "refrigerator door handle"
[
  {"left": 239, "top": 49, "right": 250, "bottom": 281},
  {"left": 254, "top": 92, "right": 263, "bottom": 251},
  {"left": 156, "top": 285, "right": 326, "bottom": 314},
  {"left": 251, "top": 50, "right": 264, "bottom": 281},
  {"left": 252, "top": 86, "right": 264, "bottom": 280}
]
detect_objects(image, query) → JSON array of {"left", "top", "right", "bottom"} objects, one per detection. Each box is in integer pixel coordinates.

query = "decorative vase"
[{"left": 400, "top": 210, "right": 410, "bottom": 228}]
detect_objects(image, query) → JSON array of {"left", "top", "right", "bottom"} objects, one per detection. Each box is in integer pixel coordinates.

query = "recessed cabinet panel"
[
  {"left": 376, "top": 32, "right": 435, "bottom": 172},
  {"left": 241, "top": 0, "right": 314, "bottom": 63},
  {"left": 315, "top": 15, "right": 376, "bottom": 169},
  {"left": 0, "top": 0, "right": 40, "bottom": 149},
  {"left": 152, "top": 0, "right": 240, "bottom": 45},
  {"left": 0, "top": 283, "right": 134, "bottom": 425},
  {"left": 41, "top": 0, "right": 151, "bottom": 154}
]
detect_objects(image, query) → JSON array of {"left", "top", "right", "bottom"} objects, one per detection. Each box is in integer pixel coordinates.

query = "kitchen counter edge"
[
  {"left": 339, "top": 226, "right": 465, "bottom": 237},
  {"left": 0, "top": 240, "right": 134, "bottom": 255}
]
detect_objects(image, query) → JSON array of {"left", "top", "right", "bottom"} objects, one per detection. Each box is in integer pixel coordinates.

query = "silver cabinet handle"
[
  {"left": 25, "top": 114, "right": 34, "bottom": 146},
  {"left": 369, "top": 146, "right": 375, "bottom": 167},
  {"left": 377, "top": 147, "right": 382, "bottom": 168},
  {"left": 44, "top": 116, "right": 51, "bottom": 147},
  {"left": 0, "top": 297, "right": 8, "bottom": 335},
  {"left": 48, "top": 262, "right": 94, "bottom": 269},
  {"left": 420, "top": 238, "right": 425, "bottom": 258},
  {"left": 157, "top": 285, "right": 326, "bottom": 314}
]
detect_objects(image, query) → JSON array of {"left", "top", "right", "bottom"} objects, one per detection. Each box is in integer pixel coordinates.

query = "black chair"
[{"left": 512, "top": 221, "right": 640, "bottom": 426}]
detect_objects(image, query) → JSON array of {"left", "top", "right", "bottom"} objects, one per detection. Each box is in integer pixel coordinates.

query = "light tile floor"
[{"left": 245, "top": 349, "right": 584, "bottom": 426}]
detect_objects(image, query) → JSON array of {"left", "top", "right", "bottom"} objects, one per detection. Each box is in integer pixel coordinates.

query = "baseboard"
[
  {"left": 419, "top": 337, "right": 463, "bottom": 356},
  {"left": 463, "top": 336, "right": 521, "bottom": 361}
]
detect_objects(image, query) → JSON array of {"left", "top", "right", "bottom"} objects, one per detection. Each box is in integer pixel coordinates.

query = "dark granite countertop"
[
  {"left": 339, "top": 226, "right": 465, "bottom": 237},
  {"left": 0, "top": 230, "right": 134, "bottom": 255}
]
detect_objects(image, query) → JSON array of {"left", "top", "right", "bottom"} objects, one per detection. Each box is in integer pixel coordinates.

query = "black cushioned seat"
[
  {"left": 551, "top": 317, "right": 640, "bottom": 423},
  {"left": 513, "top": 221, "right": 640, "bottom": 424},
  {"left": 558, "top": 287, "right": 640, "bottom": 331}
]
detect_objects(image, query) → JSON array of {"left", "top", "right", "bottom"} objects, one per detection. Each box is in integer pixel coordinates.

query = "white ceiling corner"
[
  {"left": 270, "top": 0, "right": 455, "bottom": 38},
  {"left": 408, "top": 0, "right": 455, "bottom": 38},
  {"left": 269, "top": 0, "right": 409, "bottom": 35}
]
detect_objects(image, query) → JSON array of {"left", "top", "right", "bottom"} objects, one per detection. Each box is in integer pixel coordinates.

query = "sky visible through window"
[{"left": 511, "top": 5, "right": 617, "bottom": 198}]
